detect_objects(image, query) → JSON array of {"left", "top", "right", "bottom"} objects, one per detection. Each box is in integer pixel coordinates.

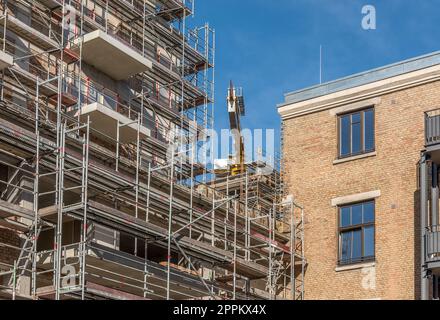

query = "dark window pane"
[
  {"left": 340, "top": 207, "right": 351, "bottom": 227},
  {"left": 351, "top": 204, "right": 363, "bottom": 225},
  {"left": 341, "top": 231, "right": 352, "bottom": 262},
  {"left": 364, "top": 110, "right": 375, "bottom": 151},
  {"left": 363, "top": 202, "right": 375, "bottom": 223},
  {"left": 136, "top": 238, "right": 146, "bottom": 259},
  {"left": 339, "top": 201, "right": 376, "bottom": 265},
  {"left": 340, "top": 116, "right": 351, "bottom": 156},
  {"left": 352, "top": 229, "right": 362, "bottom": 260},
  {"left": 120, "top": 232, "right": 135, "bottom": 255},
  {"left": 364, "top": 226, "right": 375, "bottom": 257},
  {"left": 352, "top": 113, "right": 361, "bottom": 124},
  {"left": 352, "top": 122, "right": 361, "bottom": 154}
]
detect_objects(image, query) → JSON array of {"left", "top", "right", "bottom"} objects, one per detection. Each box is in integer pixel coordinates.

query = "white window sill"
[
  {"left": 335, "top": 261, "right": 375, "bottom": 272},
  {"left": 333, "top": 152, "right": 377, "bottom": 165}
]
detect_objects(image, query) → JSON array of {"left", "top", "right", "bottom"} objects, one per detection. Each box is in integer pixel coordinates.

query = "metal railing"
[
  {"left": 426, "top": 225, "right": 440, "bottom": 262},
  {"left": 425, "top": 109, "right": 440, "bottom": 146}
]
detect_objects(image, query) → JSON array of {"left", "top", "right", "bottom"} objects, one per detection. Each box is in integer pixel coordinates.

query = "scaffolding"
[{"left": 0, "top": 0, "right": 305, "bottom": 300}]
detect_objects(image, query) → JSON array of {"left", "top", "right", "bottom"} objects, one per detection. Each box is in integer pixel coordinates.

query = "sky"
[{"left": 189, "top": 0, "right": 440, "bottom": 153}]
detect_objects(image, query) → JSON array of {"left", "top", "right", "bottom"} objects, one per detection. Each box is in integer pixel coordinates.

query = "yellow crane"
[{"left": 227, "top": 81, "right": 246, "bottom": 176}]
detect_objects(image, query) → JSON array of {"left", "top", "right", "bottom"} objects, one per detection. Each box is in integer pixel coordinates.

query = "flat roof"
[{"left": 279, "top": 51, "right": 440, "bottom": 107}]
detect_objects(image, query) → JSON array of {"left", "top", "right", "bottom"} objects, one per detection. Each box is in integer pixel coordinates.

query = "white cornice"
[{"left": 278, "top": 65, "right": 440, "bottom": 120}]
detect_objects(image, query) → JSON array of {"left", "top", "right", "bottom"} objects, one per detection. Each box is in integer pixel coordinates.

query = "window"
[
  {"left": 119, "top": 232, "right": 135, "bottom": 255},
  {"left": 338, "top": 201, "right": 375, "bottom": 265},
  {"left": 339, "top": 108, "right": 375, "bottom": 158},
  {"left": 119, "top": 232, "right": 147, "bottom": 259}
]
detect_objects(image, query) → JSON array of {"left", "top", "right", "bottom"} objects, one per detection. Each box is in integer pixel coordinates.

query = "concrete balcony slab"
[
  {"left": 73, "top": 30, "right": 152, "bottom": 80},
  {"left": 0, "top": 51, "right": 13, "bottom": 70},
  {"left": 36, "top": 0, "right": 62, "bottom": 10},
  {"left": 74, "top": 102, "right": 149, "bottom": 143}
]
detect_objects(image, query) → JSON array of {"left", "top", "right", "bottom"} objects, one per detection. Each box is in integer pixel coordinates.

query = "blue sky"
[{"left": 193, "top": 0, "right": 440, "bottom": 151}]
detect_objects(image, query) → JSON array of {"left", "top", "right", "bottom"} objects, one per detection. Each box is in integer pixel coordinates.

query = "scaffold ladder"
[
  {"left": 8, "top": 221, "right": 42, "bottom": 288},
  {"left": 53, "top": 118, "right": 90, "bottom": 300}
]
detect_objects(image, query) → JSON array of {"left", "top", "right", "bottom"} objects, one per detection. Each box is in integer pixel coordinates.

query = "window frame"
[
  {"left": 337, "top": 107, "right": 375, "bottom": 159},
  {"left": 338, "top": 200, "right": 376, "bottom": 266}
]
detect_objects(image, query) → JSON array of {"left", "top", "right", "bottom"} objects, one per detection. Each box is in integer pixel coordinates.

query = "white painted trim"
[
  {"left": 335, "top": 262, "right": 375, "bottom": 272},
  {"left": 333, "top": 152, "right": 377, "bottom": 165},
  {"left": 329, "top": 98, "right": 381, "bottom": 116},
  {"left": 331, "top": 190, "right": 381, "bottom": 207},
  {"left": 279, "top": 64, "right": 440, "bottom": 119}
]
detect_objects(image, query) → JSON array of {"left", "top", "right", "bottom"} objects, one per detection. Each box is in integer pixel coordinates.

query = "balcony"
[
  {"left": 426, "top": 109, "right": 440, "bottom": 146},
  {"left": 36, "top": 0, "right": 62, "bottom": 10},
  {"left": 425, "top": 225, "right": 440, "bottom": 270},
  {"left": 72, "top": 30, "right": 152, "bottom": 80},
  {"left": 0, "top": 51, "right": 13, "bottom": 70},
  {"left": 424, "top": 109, "right": 440, "bottom": 162},
  {"left": 74, "top": 102, "right": 149, "bottom": 144}
]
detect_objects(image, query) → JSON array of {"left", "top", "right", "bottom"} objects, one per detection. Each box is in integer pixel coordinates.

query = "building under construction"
[{"left": 0, "top": 0, "right": 305, "bottom": 300}]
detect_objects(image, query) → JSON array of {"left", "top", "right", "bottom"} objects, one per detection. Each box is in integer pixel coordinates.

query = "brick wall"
[
  {"left": 0, "top": 227, "right": 20, "bottom": 268},
  {"left": 282, "top": 81, "right": 440, "bottom": 300}
]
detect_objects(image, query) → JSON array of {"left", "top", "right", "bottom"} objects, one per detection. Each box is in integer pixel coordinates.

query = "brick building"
[{"left": 278, "top": 51, "right": 440, "bottom": 300}]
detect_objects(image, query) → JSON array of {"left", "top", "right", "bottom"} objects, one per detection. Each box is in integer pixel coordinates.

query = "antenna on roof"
[{"left": 320, "top": 45, "right": 323, "bottom": 84}]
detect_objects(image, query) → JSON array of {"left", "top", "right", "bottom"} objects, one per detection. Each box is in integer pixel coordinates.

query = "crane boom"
[{"left": 227, "top": 81, "right": 245, "bottom": 176}]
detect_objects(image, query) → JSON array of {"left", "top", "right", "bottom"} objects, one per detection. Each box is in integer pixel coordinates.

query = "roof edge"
[{"left": 279, "top": 50, "right": 440, "bottom": 108}]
